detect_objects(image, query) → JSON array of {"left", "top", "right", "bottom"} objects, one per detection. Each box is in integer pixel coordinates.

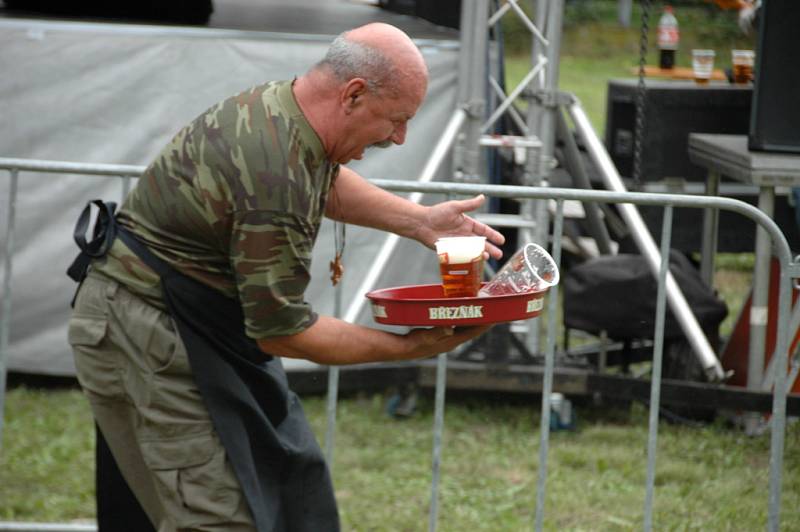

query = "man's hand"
[
  {"left": 416, "top": 194, "right": 505, "bottom": 260},
  {"left": 258, "top": 316, "right": 492, "bottom": 365},
  {"left": 405, "top": 325, "right": 492, "bottom": 359}
]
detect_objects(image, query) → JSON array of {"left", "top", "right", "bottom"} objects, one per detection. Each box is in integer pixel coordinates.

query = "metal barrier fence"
[{"left": 0, "top": 158, "right": 796, "bottom": 531}]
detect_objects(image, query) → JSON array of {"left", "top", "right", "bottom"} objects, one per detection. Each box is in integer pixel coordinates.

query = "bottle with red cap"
[{"left": 657, "top": 5, "right": 680, "bottom": 69}]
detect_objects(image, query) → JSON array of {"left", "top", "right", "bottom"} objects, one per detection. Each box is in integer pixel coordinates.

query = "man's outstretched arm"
[
  {"left": 326, "top": 166, "right": 505, "bottom": 259},
  {"left": 258, "top": 316, "right": 490, "bottom": 365}
]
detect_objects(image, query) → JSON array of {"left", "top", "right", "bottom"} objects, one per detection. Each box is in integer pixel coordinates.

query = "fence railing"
[{"left": 1, "top": 158, "right": 796, "bottom": 531}]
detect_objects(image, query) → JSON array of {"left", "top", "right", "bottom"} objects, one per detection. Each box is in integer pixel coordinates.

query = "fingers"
[
  {"left": 410, "top": 325, "right": 492, "bottom": 358},
  {"left": 451, "top": 194, "right": 485, "bottom": 214},
  {"left": 453, "top": 195, "right": 506, "bottom": 258},
  {"left": 438, "top": 194, "right": 506, "bottom": 260},
  {"left": 432, "top": 324, "right": 492, "bottom": 347},
  {"left": 459, "top": 215, "right": 504, "bottom": 260}
]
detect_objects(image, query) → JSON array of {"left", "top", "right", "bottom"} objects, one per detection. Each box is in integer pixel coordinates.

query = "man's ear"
[{"left": 341, "top": 78, "right": 369, "bottom": 110}]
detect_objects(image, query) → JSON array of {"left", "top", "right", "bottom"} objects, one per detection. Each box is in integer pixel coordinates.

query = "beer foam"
[{"left": 435, "top": 236, "right": 485, "bottom": 264}]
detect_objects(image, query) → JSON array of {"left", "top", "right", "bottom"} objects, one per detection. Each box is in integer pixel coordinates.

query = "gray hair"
[{"left": 317, "top": 33, "right": 399, "bottom": 95}]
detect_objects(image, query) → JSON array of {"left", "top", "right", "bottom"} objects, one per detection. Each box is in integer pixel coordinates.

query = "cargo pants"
[{"left": 68, "top": 271, "right": 256, "bottom": 531}]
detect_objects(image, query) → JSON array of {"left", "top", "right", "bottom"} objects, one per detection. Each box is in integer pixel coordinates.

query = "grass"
[
  {"left": 0, "top": 386, "right": 95, "bottom": 522},
  {"left": 2, "top": 385, "right": 799, "bottom": 530},
  {"left": 0, "top": 2, "right": 790, "bottom": 530}
]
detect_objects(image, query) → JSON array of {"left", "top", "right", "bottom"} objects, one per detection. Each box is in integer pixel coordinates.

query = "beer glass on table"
[
  {"left": 692, "top": 49, "right": 715, "bottom": 84},
  {"left": 732, "top": 49, "right": 754, "bottom": 84}
]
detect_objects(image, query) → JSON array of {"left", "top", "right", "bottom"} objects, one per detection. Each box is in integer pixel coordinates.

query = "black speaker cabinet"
[
  {"left": 605, "top": 79, "right": 800, "bottom": 253},
  {"left": 748, "top": 0, "right": 800, "bottom": 153},
  {"left": 605, "top": 79, "right": 752, "bottom": 182}
]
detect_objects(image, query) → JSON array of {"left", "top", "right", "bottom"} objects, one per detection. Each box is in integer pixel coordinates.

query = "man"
[{"left": 68, "top": 22, "right": 504, "bottom": 532}]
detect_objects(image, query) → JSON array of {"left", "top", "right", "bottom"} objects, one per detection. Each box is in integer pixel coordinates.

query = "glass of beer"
[
  {"left": 478, "top": 243, "right": 559, "bottom": 297},
  {"left": 732, "top": 49, "right": 755, "bottom": 84},
  {"left": 691, "top": 49, "right": 715, "bottom": 84},
  {"left": 435, "top": 236, "right": 486, "bottom": 298}
]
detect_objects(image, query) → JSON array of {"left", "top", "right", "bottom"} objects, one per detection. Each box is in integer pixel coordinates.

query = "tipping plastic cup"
[
  {"left": 435, "top": 236, "right": 486, "bottom": 298},
  {"left": 478, "top": 243, "right": 559, "bottom": 297}
]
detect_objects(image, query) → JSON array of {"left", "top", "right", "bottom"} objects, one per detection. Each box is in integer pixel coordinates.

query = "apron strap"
[
  {"left": 116, "top": 225, "right": 171, "bottom": 278},
  {"left": 67, "top": 199, "right": 173, "bottom": 284},
  {"left": 67, "top": 200, "right": 118, "bottom": 283}
]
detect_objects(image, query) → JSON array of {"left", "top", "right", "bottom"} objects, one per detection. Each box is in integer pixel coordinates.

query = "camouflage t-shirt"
[{"left": 93, "top": 80, "right": 339, "bottom": 339}]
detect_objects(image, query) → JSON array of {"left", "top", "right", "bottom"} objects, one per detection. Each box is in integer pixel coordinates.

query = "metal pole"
[
  {"left": 527, "top": 0, "right": 549, "bottom": 139},
  {"left": 460, "top": 0, "right": 489, "bottom": 184},
  {"left": 481, "top": 59, "right": 547, "bottom": 134},
  {"left": 567, "top": 101, "right": 725, "bottom": 381},
  {"left": 535, "top": 0, "right": 563, "bottom": 178},
  {"left": 456, "top": 0, "right": 476, "bottom": 106},
  {"left": 0, "top": 169, "right": 19, "bottom": 450},
  {"left": 0, "top": 523, "right": 97, "bottom": 532},
  {"left": 451, "top": 0, "right": 474, "bottom": 178},
  {"left": 643, "top": 205, "right": 673, "bottom": 531},
  {"left": 0, "top": 158, "right": 142, "bottom": 177},
  {"left": 343, "top": 109, "right": 467, "bottom": 324},
  {"left": 699, "top": 170, "right": 720, "bottom": 286},
  {"left": 428, "top": 351, "right": 448, "bottom": 532},
  {"left": 555, "top": 110, "right": 613, "bottom": 255},
  {"left": 524, "top": 0, "right": 564, "bottom": 356},
  {"left": 618, "top": 0, "right": 633, "bottom": 27},
  {"left": 746, "top": 187, "right": 774, "bottom": 434},
  {"left": 533, "top": 199, "right": 564, "bottom": 532},
  {"left": 767, "top": 267, "right": 792, "bottom": 531},
  {"left": 427, "top": 4, "right": 484, "bottom": 522}
]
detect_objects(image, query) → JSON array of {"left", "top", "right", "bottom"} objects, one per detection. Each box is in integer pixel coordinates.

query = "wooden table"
[{"left": 632, "top": 65, "right": 729, "bottom": 82}]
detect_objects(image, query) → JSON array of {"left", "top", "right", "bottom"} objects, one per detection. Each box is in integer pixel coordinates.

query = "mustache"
[{"left": 369, "top": 139, "right": 393, "bottom": 150}]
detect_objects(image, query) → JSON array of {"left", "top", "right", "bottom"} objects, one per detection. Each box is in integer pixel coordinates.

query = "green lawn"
[
  {"left": 2, "top": 386, "right": 798, "bottom": 530},
  {"left": 1, "top": 2, "right": 791, "bottom": 531}
]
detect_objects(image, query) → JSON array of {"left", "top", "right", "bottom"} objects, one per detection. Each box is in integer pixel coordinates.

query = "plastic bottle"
[{"left": 657, "top": 6, "right": 679, "bottom": 69}]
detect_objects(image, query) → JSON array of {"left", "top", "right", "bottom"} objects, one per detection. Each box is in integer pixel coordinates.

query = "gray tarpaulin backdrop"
[{"left": 0, "top": 19, "right": 459, "bottom": 375}]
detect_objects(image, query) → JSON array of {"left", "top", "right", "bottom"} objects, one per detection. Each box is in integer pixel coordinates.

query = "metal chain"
[{"left": 633, "top": 0, "right": 651, "bottom": 189}]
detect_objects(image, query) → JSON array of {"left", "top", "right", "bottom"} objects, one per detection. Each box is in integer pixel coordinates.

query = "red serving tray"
[{"left": 365, "top": 283, "right": 548, "bottom": 326}]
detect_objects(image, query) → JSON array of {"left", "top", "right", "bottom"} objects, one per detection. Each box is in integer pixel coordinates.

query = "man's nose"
[{"left": 390, "top": 122, "right": 407, "bottom": 145}]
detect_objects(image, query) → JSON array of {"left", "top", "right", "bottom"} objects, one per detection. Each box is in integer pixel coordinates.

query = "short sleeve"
[{"left": 231, "top": 209, "right": 318, "bottom": 338}]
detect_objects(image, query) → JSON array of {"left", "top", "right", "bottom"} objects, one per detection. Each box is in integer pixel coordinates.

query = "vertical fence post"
[
  {"left": 428, "top": 192, "right": 458, "bottom": 532},
  {"left": 533, "top": 199, "right": 564, "bottom": 532},
  {"left": 767, "top": 262, "right": 792, "bottom": 531},
  {"left": 643, "top": 205, "right": 673, "bottom": 531},
  {"left": 0, "top": 169, "right": 20, "bottom": 449},
  {"left": 428, "top": 351, "right": 448, "bottom": 532}
]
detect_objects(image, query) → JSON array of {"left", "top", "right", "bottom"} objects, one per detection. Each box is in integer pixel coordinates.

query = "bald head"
[
  {"left": 294, "top": 23, "right": 428, "bottom": 163},
  {"left": 315, "top": 23, "right": 428, "bottom": 98}
]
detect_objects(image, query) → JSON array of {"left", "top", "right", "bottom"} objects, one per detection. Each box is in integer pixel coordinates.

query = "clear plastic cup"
[
  {"left": 478, "top": 243, "right": 559, "bottom": 297},
  {"left": 692, "top": 49, "right": 716, "bottom": 84},
  {"left": 435, "top": 236, "right": 486, "bottom": 298}
]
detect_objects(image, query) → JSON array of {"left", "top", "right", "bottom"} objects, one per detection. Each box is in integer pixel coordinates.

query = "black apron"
[{"left": 68, "top": 200, "right": 340, "bottom": 532}]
